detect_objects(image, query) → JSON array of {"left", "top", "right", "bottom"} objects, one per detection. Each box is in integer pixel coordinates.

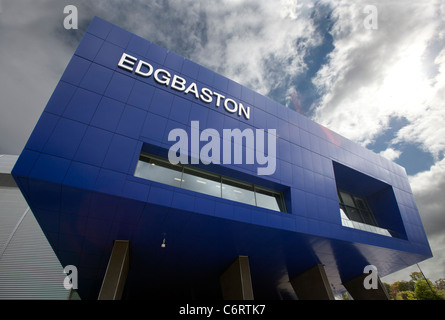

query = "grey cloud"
[
  {"left": 410, "top": 159, "right": 445, "bottom": 238},
  {"left": 0, "top": 0, "right": 75, "bottom": 155},
  {"left": 0, "top": 0, "right": 213, "bottom": 154},
  {"left": 0, "top": 0, "right": 321, "bottom": 156},
  {"left": 313, "top": 1, "right": 443, "bottom": 143}
]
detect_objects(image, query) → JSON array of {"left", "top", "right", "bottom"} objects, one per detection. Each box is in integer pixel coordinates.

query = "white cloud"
[
  {"left": 84, "top": 0, "right": 321, "bottom": 97},
  {"left": 187, "top": 0, "right": 321, "bottom": 95},
  {"left": 409, "top": 157, "right": 445, "bottom": 237},
  {"left": 391, "top": 47, "right": 445, "bottom": 160},
  {"left": 410, "top": 158, "right": 445, "bottom": 281},
  {"left": 0, "top": 0, "right": 320, "bottom": 153},
  {"left": 379, "top": 148, "right": 401, "bottom": 161},
  {"left": 312, "top": 0, "right": 445, "bottom": 156}
]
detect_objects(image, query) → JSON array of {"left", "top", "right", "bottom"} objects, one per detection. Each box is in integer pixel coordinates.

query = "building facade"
[
  {"left": 0, "top": 155, "right": 70, "bottom": 299},
  {"left": 12, "top": 17, "right": 432, "bottom": 299}
]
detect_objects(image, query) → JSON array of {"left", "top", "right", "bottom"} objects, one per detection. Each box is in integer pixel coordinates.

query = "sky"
[{"left": 0, "top": 0, "right": 444, "bottom": 285}]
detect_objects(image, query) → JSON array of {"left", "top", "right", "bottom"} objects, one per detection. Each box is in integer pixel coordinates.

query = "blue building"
[{"left": 12, "top": 17, "right": 432, "bottom": 300}]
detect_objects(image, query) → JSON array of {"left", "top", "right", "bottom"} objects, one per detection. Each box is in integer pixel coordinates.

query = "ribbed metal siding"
[
  {"left": 0, "top": 187, "right": 28, "bottom": 255},
  {"left": 0, "top": 155, "right": 70, "bottom": 299}
]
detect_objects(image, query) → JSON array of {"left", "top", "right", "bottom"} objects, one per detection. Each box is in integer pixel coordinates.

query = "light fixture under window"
[{"left": 161, "top": 233, "right": 166, "bottom": 248}]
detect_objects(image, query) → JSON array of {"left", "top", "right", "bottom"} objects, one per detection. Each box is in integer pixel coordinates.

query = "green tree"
[
  {"left": 414, "top": 279, "right": 443, "bottom": 300},
  {"left": 388, "top": 272, "right": 445, "bottom": 300},
  {"left": 383, "top": 282, "right": 392, "bottom": 299},
  {"left": 390, "top": 280, "right": 415, "bottom": 300},
  {"left": 396, "top": 290, "right": 416, "bottom": 300},
  {"left": 385, "top": 272, "right": 445, "bottom": 300},
  {"left": 410, "top": 272, "right": 424, "bottom": 283},
  {"left": 435, "top": 278, "right": 445, "bottom": 291}
]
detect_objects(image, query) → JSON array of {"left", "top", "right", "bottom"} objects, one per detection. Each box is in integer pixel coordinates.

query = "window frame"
[
  {"left": 135, "top": 153, "right": 287, "bottom": 213},
  {"left": 338, "top": 189, "right": 378, "bottom": 227}
]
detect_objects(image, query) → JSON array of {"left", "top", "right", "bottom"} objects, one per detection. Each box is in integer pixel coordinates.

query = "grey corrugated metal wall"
[{"left": 0, "top": 155, "right": 70, "bottom": 299}]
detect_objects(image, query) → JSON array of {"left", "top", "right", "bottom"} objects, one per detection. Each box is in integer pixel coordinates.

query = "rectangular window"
[
  {"left": 338, "top": 190, "right": 378, "bottom": 226},
  {"left": 181, "top": 167, "right": 221, "bottom": 198},
  {"left": 255, "top": 187, "right": 285, "bottom": 212},
  {"left": 135, "top": 153, "right": 286, "bottom": 213},
  {"left": 222, "top": 178, "right": 256, "bottom": 207},
  {"left": 338, "top": 189, "right": 394, "bottom": 237},
  {"left": 134, "top": 156, "right": 183, "bottom": 188},
  {"left": 339, "top": 191, "right": 355, "bottom": 207}
]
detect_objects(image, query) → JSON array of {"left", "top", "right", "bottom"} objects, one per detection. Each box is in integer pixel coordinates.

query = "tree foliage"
[
  {"left": 385, "top": 272, "right": 445, "bottom": 300},
  {"left": 435, "top": 278, "right": 445, "bottom": 291}
]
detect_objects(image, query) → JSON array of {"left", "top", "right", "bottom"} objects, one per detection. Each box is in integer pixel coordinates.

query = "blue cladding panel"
[
  {"left": 61, "top": 56, "right": 91, "bottom": 86},
  {"left": 104, "top": 72, "right": 135, "bottom": 103},
  {"left": 148, "top": 89, "right": 174, "bottom": 117},
  {"left": 60, "top": 186, "right": 91, "bottom": 216},
  {"left": 64, "top": 161, "right": 100, "bottom": 189},
  {"left": 63, "top": 88, "right": 102, "bottom": 123},
  {"left": 148, "top": 185, "right": 173, "bottom": 207},
  {"left": 127, "top": 80, "right": 155, "bottom": 110},
  {"left": 197, "top": 66, "right": 214, "bottom": 84},
  {"left": 189, "top": 103, "right": 208, "bottom": 126},
  {"left": 102, "top": 134, "right": 138, "bottom": 173},
  {"left": 86, "top": 17, "right": 113, "bottom": 39},
  {"left": 90, "top": 97, "right": 125, "bottom": 132},
  {"left": 116, "top": 105, "right": 146, "bottom": 138},
  {"left": 80, "top": 63, "right": 113, "bottom": 94},
  {"left": 94, "top": 168, "right": 126, "bottom": 195},
  {"left": 29, "top": 154, "right": 70, "bottom": 183},
  {"left": 94, "top": 41, "right": 126, "bottom": 70},
  {"left": 141, "top": 113, "right": 168, "bottom": 142},
  {"left": 172, "top": 191, "right": 195, "bottom": 212},
  {"left": 114, "top": 198, "right": 145, "bottom": 224},
  {"left": 123, "top": 180, "right": 150, "bottom": 203},
  {"left": 169, "top": 96, "right": 192, "bottom": 124},
  {"left": 11, "top": 149, "right": 40, "bottom": 178},
  {"left": 43, "top": 118, "right": 87, "bottom": 159},
  {"left": 24, "top": 112, "right": 59, "bottom": 152},
  {"left": 45, "top": 81, "right": 77, "bottom": 115},
  {"left": 182, "top": 59, "right": 200, "bottom": 78},
  {"left": 164, "top": 51, "right": 184, "bottom": 72},
  {"left": 12, "top": 16, "right": 432, "bottom": 300},
  {"left": 107, "top": 25, "right": 132, "bottom": 48},
  {"left": 75, "top": 33, "right": 104, "bottom": 61},
  {"left": 146, "top": 43, "right": 167, "bottom": 64},
  {"left": 74, "top": 126, "right": 113, "bottom": 167},
  {"left": 127, "top": 35, "right": 150, "bottom": 56}
]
